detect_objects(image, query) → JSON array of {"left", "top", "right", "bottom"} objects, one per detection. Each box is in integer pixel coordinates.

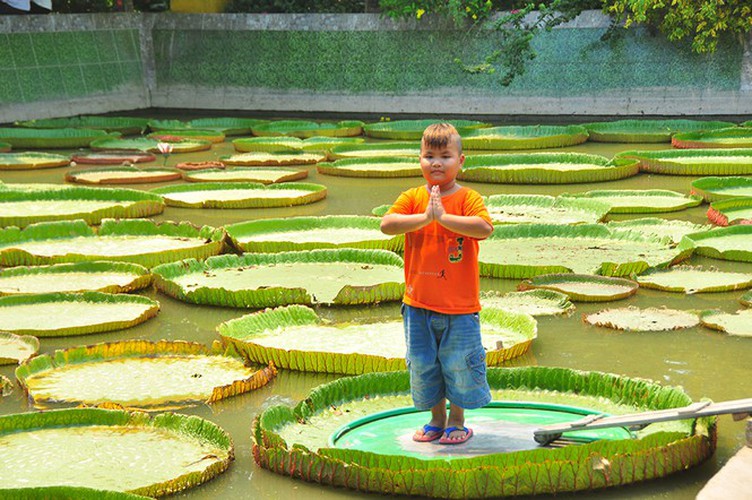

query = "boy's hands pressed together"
[{"left": 429, "top": 185, "right": 446, "bottom": 220}]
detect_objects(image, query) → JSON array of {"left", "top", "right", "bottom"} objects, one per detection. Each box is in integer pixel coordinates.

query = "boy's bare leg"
[
  {"left": 444, "top": 403, "right": 469, "bottom": 441},
  {"left": 413, "top": 398, "right": 447, "bottom": 439}
]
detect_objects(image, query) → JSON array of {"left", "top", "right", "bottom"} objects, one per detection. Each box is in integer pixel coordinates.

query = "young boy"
[{"left": 380, "top": 123, "right": 494, "bottom": 445}]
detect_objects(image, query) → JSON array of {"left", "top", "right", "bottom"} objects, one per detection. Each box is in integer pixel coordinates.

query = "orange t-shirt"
[{"left": 386, "top": 186, "right": 492, "bottom": 314}]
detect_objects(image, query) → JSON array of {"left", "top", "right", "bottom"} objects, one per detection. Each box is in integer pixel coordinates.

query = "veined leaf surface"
[
  {"left": 0, "top": 332, "right": 39, "bottom": 365},
  {"left": 485, "top": 194, "right": 609, "bottom": 224},
  {"left": 606, "top": 218, "right": 711, "bottom": 244},
  {"left": 636, "top": 266, "right": 752, "bottom": 293},
  {"left": 699, "top": 309, "right": 752, "bottom": 337},
  {"left": 561, "top": 190, "right": 703, "bottom": 213},
  {"left": 151, "top": 182, "right": 327, "bottom": 209},
  {"left": 691, "top": 176, "right": 752, "bottom": 202},
  {"left": 0, "top": 261, "right": 151, "bottom": 295},
  {"left": 584, "top": 306, "right": 699, "bottom": 331},
  {"left": 480, "top": 289, "right": 575, "bottom": 316},
  {"left": 518, "top": 274, "right": 638, "bottom": 302},
  {"left": 65, "top": 167, "right": 181, "bottom": 185},
  {"left": 0, "top": 152, "right": 70, "bottom": 170},
  {"left": 183, "top": 167, "right": 307, "bottom": 184}
]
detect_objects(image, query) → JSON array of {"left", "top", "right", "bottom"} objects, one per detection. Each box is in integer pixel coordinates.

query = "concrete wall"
[{"left": 2, "top": 12, "right": 751, "bottom": 122}]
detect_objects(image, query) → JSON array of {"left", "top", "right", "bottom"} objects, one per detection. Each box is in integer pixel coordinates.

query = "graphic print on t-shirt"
[{"left": 448, "top": 236, "right": 464, "bottom": 263}]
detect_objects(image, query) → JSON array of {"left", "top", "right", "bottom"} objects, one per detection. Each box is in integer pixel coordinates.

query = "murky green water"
[{"left": 0, "top": 124, "right": 750, "bottom": 499}]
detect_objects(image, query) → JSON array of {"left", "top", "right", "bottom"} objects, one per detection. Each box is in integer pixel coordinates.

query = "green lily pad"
[
  {"left": 0, "top": 141, "right": 12, "bottom": 153},
  {"left": 519, "top": 274, "right": 638, "bottom": 302},
  {"left": 371, "top": 204, "right": 391, "bottom": 217},
  {"left": 224, "top": 215, "right": 403, "bottom": 253},
  {"left": 681, "top": 226, "right": 752, "bottom": 262},
  {"left": 187, "top": 117, "right": 268, "bottom": 135},
  {"left": 89, "top": 137, "right": 212, "bottom": 154},
  {"left": 147, "top": 129, "right": 225, "bottom": 143},
  {"left": 363, "top": 119, "right": 490, "bottom": 140},
  {"left": 328, "top": 142, "right": 420, "bottom": 160},
  {"left": 691, "top": 176, "right": 752, "bottom": 202},
  {"left": 584, "top": 306, "right": 699, "bottom": 331},
  {"left": 462, "top": 125, "right": 589, "bottom": 150},
  {"left": 672, "top": 127, "right": 752, "bottom": 148},
  {"left": 0, "top": 408, "right": 233, "bottom": 496},
  {"left": 561, "top": 189, "right": 703, "bottom": 213},
  {"left": 0, "top": 486, "right": 150, "bottom": 499},
  {"left": 0, "top": 127, "right": 117, "bottom": 149},
  {"left": 151, "top": 182, "right": 327, "bottom": 209},
  {"left": 636, "top": 265, "right": 752, "bottom": 293},
  {"left": 479, "top": 224, "right": 691, "bottom": 279},
  {"left": 233, "top": 136, "right": 365, "bottom": 153},
  {"left": 254, "top": 367, "right": 710, "bottom": 497},
  {"left": 0, "top": 219, "right": 225, "bottom": 267},
  {"left": 65, "top": 167, "right": 182, "bottom": 185},
  {"left": 16, "top": 340, "right": 277, "bottom": 409},
  {"left": 218, "top": 305, "right": 535, "bottom": 375},
  {"left": 485, "top": 194, "right": 610, "bottom": 225},
  {"left": 152, "top": 249, "right": 404, "bottom": 308},
  {"left": 707, "top": 198, "right": 752, "bottom": 225},
  {"left": 699, "top": 309, "right": 752, "bottom": 337},
  {"left": 183, "top": 167, "right": 308, "bottom": 184},
  {"left": 0, "top": 261, "right": 151, "bottom": 296},
  {"left": 317, "top": 156, "right": 421, "bottom": 178},
  {"left": 582, "top": 119, "right": 735, "bottom": 143},
  {"left": 606, "top": 218, "right": 711, "bottom": 244},
  {"left": 0, "top": 184, "right": 164, "bottom": 227},
  {"left": 0, "top": 292, "right": 159, "bottom": 337},
  {"left": 251, "top": 119, "right": 364, "bottom": 138},
  {"left": 0, "top": 331, "right": 39, "bottom": 365},
  {"left": 740, "top": 290, "right": 752, "bottom": 307},
  {"left": 0, "top": 152, "right": 70, "bottom": 170},
  {"left": 459, "top": 153, "right": 638, "bottom": 184},
  {"left": 70, "top": 150, "right": 156, "bottom": 165},
  {"left": 480, "top": 289, "right": 575, "bottom": 316},
  {"left": 616, "top": 148, "right": 752, "bottom": 175},
  {"left": 221, "top": 151, "right": 325, "bottom": 166},
  {"left": 16, "top": 116, "right": 150, "bottom": 135}
]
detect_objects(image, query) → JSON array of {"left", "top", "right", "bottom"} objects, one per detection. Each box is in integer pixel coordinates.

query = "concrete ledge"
[{"left": 697, "top": 447, "right": 752, "bottom": 500}]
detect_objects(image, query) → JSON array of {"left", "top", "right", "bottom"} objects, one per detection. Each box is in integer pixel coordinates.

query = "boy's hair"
[{"left": 422, "top": 123, "right": 462, "bottom": 154}]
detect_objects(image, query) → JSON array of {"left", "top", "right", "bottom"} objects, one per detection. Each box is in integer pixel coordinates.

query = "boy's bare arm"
[{"left": 380, "top": 212, "right": 431, "bottom": 235}]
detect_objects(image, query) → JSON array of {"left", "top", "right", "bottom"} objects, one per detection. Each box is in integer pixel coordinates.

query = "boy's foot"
[
  {"left": 439, "top": 426, "right": 473, "bottom": 445},
  {"left": 413, "top": 424, "right": 444, "bottom": 442}
]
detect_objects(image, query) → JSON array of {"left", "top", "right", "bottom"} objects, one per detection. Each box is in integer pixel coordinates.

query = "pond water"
[{"left": 0, "top": 120, "right": 750, "bottom": 499}]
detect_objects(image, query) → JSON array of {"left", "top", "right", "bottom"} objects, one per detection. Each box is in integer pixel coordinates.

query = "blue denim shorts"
[{"left": 402, "top": 304, "right": 492, "bottom": 410}]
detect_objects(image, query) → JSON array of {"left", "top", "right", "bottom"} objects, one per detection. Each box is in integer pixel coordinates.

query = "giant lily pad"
[
  {"left": 0, "top": 142, "right": 11, "bottom": 153},
  {"left": 224, "top": 215, "right": 403, "bottom": 253},
  {"left": 232, "top": 136, "right": 364, "bottom": 153},
  {"left": 741, "top": 290, "right": 752, "bottom": 307},
  {"left": 187, "top": 117, "right": 267, "bottom": 135},
  {"left": 0, "top": 486, "right": 150, "bottom": 499},
  {"left": 317, "top": 157, "right": 421, "bottom": 178},
  {"left": 183, "top": 167, "right": 308, "bottom": 184},
  {"left": 582, "top": 119, "right": 734, "bottom": 143},
  {"left": 561, "top": 190, "right": 703, "bottom": 213},
  {"left": 253, "top": 367, "right": 713, "bottom": 497},
  {"left": 219, "top": 305, "right": 535, "bottom": 375},
  {"left": 0, "top": 332, "right": 39, "bottom": 364},
  {"left": 518, "top": 274, "right": 638, "bottom": 302},
  {"left": 152, "top": 249, "right": 404, "bottom": 308},
  {"left": 148, "top": 129, "right": 225, "bottom": 143},
  {"left": 0, "top": 261, "right": 151, "bottom": 296},
  {"left": 485, "top": 194, "right": 610, "bottom": 225},
  {"left": 0, "top": 127, "right": 116, "bottom": 149},
  {"left": 699, "top": 309, "right": 752, "bottom": 337},
  {"left": 606, "top": 218, "right": 711, "bottom": 244},
  {"left": 151, "top": 182, "right": 327, "bottom": 209},
  {"left": 0, "top": 292, "right": 159, "bottom": 336},
  {"left": 0, "top": 219, "right": 225, "bottom": 267},
  {"left": 16, "top": 116, "right": 149, "bottom": 135},
  {"left": 89, "top": 137, "right": 212, "bottom": 154},
  {"left": 251, "top": 119, "right": 364, "bottom": 138},
  {"left": 363, "top": 119, "right": 490, "bottom": 140},
  {"left": 480, "top": 289, "right": 575, "bottom": 316},
  {"left": 16, "top": 340, "right": 277, "bottom": 409},
  {"left": 616, "top": 148, "right": 752, "bottom": 175},
  {"left": 707, "top": 198, "right": 752, "bottom": 226},
  {"left": 221, "top": 151, "right": 325, "bottom": 166},
  {"left": 65, "top": 167, "right": 182, "bottom": 185},
  {"left": 691, "top": 176, "right": 752, "bottom": 202},
  {"left": 462, "top": 125, "right": 589, "bottom": 150},
  {"left": 0, "top": 184, "right": 164, "bottom": 227},
  {"left": 70, "top": 150, "right": 156, "bottom": 165},
  {"left": 672, "top": 127, "right": 752, "bottom": 149},
  {"left": 479, "top": 224, "right": 691, "bottom": 279},
  {"left": 636, "top": 266, "right": 752, "bottom": 293},
  {"left": 0, "top": 408, "right": 233, "bottom": 496},
  {"left": 459, "top": 153, "right": 638, "bottom": 184},
  {"left": 0, "top": 152, "right": 70, "bottom": 170},
  {"left": 681, "top": 226, "right": 752, "bottom": 262},
  {"left": 328, "top": 142, "right": 420, "bottom": 160},
  {"left": 584, "top": 306, "right": 699, "bottom": 331}
]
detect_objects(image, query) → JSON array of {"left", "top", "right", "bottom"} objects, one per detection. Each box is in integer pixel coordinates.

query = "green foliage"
[{"left": 606, "top": 0, "right": 752, "bottom": 53}]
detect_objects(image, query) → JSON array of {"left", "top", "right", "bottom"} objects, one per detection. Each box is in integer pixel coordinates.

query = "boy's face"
[{"left": 419, "top": 138, "right": 464, "bottom": 188}]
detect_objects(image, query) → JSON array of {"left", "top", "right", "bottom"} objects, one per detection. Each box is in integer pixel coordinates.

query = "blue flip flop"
[
  {"left": 439, "top": 426, "right": 473, "bottom": 445},
  {"left": 413, "top": 424, "right": 444, "bottom": 442}
]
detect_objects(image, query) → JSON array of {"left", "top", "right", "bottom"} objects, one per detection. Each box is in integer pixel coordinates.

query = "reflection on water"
[{"left": 0, "top": 116, "right": 750, "bottom": 500}]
